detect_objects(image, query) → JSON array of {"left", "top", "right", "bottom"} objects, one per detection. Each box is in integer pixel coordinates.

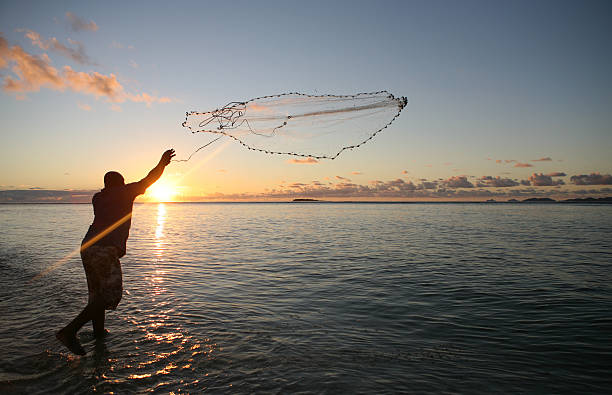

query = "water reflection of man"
[{"left": 56, "top": 149, "right": 175, "bottom": 355}]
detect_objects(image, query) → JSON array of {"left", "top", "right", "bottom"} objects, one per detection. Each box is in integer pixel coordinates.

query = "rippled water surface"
[{"left": 1, "top": 203, "right": 611, "bottom": 393}]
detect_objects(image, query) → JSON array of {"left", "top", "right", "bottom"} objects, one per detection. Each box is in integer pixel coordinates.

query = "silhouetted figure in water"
[{"left": 56, "top": 149, "right": 175, "bottom": 355}]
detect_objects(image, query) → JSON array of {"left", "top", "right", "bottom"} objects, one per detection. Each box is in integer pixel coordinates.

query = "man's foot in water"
[{"left": 56, "top": 329, "right": 86, "bottom": 355}]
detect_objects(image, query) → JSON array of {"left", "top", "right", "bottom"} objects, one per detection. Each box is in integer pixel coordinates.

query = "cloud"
[
  {"left": 111, "top": 41, "right": 134, "bottom": 50},
  {"left": 287, "top": 157, "right": 318, "bottom": 164},
  {"left": 62, "top": 66, "right": 123, "bottom": 100},
  {"left": 1, "top": 34, "right": 63, "bottom": 90},
  {"left": 546, "top": 172, "right": 566, "bottom": 177},
  {"left": 495, "top": 160, "right": 502, "bottom": 164},
  {"left": 77, "top": 102, "right": 91, "bottom": 111},
  {"left": 352, "top": 171, "right": 363, "bottom": 175},
  {"left": 527, "top": 173, "right": 565, "bottom": 186},
  {"left": 532, "top": 157, "right": 552, "bottom": 162},
  {"left": 476, "top": 176, "right": 519, "bottom": 188},
  {"left": 570, "top": 173, "right": 612, "bottom": 185},
  {"left": 505, "top": 159, "right": 516, "bottom": 163},
  {"left": 441, "top": 176, "right": 473, "bottom": 188},
  {"left": 196, "top": 177, "right": 612, "bottom": 201},
  {"left": 20, "top": 29, "right": 94, "bottom": 64},
  {"left": 335, "top": 175, "right": 351, "bottom": 181},
  {"left": 0, "top": 35, "right": 171, "bottom": 105},
  {"left": 402, "top": 170, "right": 409, "bottom": 174},
  {"left": 0, "top": 189, "right": 94, "bottom": 203},
  {"left": 127, "top": 92, "right": 172, "bottom": 106},
  {"left": 419, "top": 180, "right": 438, "bottom": 190},
  {"left": 514, "top": 162, "right": 533, "bottom": 168},
  {"left": 129, "top": 60, "right": 138, "bottom": 69},
  {"left": 65, "top": 12, "right": 98, "bottom": 32}
]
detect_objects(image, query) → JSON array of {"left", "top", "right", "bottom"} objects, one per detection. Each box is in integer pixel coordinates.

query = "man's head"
[{"left": 104, "top": 171, "right": 125, "bottom": 188}]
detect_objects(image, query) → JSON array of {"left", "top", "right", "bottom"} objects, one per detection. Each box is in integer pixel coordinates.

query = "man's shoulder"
[
  {"left": 125, "top": 181, "right": 147, "bottom": 196},
  {"left": 92, "top": 190, "right": 103, "bottom": 201}
]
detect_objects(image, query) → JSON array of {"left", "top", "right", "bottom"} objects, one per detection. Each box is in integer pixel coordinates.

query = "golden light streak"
[
  {"left": 178, "top": 138, "right": 232, "bottom": 181},
  {"left": 171, "top": 138, "right": 232, "bottom": 197},
  {"left": 32, "top": 140, "right": 232, "bottom": 282},
  {"left": 30, "top": 212, "right": 133, "bottom": 283}
]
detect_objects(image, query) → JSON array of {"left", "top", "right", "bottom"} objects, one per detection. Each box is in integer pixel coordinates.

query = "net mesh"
[{"left": 181, "top": 91, "right": 407, "bottom": 160}]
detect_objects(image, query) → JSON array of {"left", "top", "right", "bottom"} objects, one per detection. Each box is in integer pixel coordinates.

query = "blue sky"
[{"left": 1, "top": 0, "right": 611, "bottom": 201}]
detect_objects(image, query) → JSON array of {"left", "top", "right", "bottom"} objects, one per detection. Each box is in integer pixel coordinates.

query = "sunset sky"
[{"left": 1, "top": 0, "right": 611, "bottom": 201}]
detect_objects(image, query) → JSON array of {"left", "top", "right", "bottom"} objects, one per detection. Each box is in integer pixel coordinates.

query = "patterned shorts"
[{"left": 81, "top": 245, "right": 123, "bottom": 310}]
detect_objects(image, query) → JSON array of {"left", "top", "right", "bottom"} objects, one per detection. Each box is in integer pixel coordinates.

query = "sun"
[{"left": 147, "top": 182, "right": 176, "bottom": 202}]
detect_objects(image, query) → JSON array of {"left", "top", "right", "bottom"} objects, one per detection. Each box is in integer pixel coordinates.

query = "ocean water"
[{"left": 0, "top": 202, "right": 611, "bottom": 393}]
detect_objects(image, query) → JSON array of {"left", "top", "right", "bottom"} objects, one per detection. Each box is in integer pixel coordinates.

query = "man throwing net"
[{"left": 56, "top": 149, "right": 176, "bottom": 355}]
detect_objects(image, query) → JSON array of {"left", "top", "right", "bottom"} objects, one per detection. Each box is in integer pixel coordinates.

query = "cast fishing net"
[{"left": 179, "top": 91, "right": 407, "bottom": 161}]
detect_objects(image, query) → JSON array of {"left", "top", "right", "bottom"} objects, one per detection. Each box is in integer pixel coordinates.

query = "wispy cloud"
[
  {"left": 0, "top": 35, "right": 171, "bottom": 105},
  {"left": 111, "top": 41, "right": 135, "bottom": 50},
  {"left": 77, "top": 102, "right": 91, "bottom": 111},
  {"left": 546, "top": 172, "right": 566, "bottom": 177},
  {"left": 65, "top": 12, "right": 98, "bottom": 32},
  {"left": 514, "top": 162, "right": 533, "bottom": 168},
  {"left": 287, "top": 157, "right": 318, "bottom": 164},
  {"left": 532, "top": 157, "right": 552, "bottom": 162},
  {"left": 127, "top": 92, "right": 172, "bottom": 106},
  {"left": 570, "top": 173, "right": 612, "bottom": 185},
  {"left": 19, "top": 29, "right": 94, "bottom": 65},
  {"left": 351, "top": 171, "right": 363, "bottom": 175}
]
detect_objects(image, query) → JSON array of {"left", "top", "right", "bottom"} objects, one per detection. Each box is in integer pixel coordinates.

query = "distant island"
[
  {"left": 521, "top": 197, "right": 556, "bottom": 203},
  {"left": 559, "top": 196, "right": 612, "bottom": 204},
  {"left": 520, "top": 197, "right": 612, "bottom": 204},
  {"left": 1, "top": 190, "right": 611, "bottom": 204}
]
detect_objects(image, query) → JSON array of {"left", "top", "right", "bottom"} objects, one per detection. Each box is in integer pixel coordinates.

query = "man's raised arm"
[{"left": 138, "top": 149, "right": 176, "bottom": 190}]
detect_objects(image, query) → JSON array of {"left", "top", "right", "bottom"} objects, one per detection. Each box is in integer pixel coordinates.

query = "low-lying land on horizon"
[{"left": 0, "top": 190, "right": 611, "bottom": 204}]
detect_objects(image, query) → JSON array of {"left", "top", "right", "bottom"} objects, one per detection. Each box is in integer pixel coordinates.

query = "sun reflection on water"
[{"left": 155, "top": 203, "right": 166, "bottom": 245}]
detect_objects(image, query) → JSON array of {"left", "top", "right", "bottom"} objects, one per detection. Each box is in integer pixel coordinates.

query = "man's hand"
[{"left": 160, "top": 149, "right": 176, "bottom": 167}]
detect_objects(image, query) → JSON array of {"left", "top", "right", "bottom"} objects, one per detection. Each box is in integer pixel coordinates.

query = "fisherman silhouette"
[{"left": 56, "top": 149, "right": 176, "bottom": 355}]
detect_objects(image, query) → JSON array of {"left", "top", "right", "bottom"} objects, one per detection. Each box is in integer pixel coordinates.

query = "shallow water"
[{"left": 1, "top": 203, "right": 611, "bottom": 393}]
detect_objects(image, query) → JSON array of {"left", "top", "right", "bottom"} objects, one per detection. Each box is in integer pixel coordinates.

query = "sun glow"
[{"left": 146, "top": 182, "right": 176, "bottom": 202}]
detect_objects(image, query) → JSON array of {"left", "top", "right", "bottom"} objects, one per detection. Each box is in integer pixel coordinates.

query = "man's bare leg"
[
  {"left": 57, "top": 301, "right": 103, "bottom": 355},
  {"left": 92, "top": 309, "right": 108, "bottom": 338}
]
